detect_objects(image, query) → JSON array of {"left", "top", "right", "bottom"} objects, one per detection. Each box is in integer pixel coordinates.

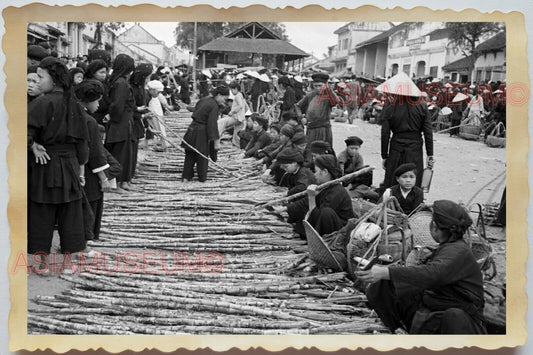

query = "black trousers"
[
  {"left": 89, "top": 197, "right": 104, "bottom": 240},
  {"left": 106, "top": 140, "right": 133, "bottom": 183},
  {"left": 182, "top": 150, "right": 209, "bottom": 182},
  {"left": 366, "top": 280, "right": 486, "bottom": 334},
  {"left": 28, "top": 199, "right": 86, "bottom": 254},
  {"left": 366, "top": 279, "right": 421, "bottom": 332}
]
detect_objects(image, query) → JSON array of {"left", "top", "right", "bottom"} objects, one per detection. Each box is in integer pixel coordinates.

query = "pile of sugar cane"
[{"left": 28, "top": 110, "right": 388, "bottom": 335}]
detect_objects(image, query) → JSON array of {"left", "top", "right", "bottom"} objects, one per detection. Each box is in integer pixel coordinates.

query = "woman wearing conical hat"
[{"left": 378, "top": 72, "right": 434, "bottom": 191}]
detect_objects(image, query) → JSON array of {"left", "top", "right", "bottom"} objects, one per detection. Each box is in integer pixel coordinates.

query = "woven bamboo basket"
[{"left": 303, "top": 220, "right": 343, "bottom": 271}]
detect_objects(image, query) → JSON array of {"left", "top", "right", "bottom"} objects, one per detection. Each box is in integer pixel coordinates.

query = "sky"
[{"left": 134, "top": 22, "right": 341, "bottom": 59}]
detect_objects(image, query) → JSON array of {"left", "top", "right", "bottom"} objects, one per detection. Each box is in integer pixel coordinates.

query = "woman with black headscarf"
[
  {"left": 104, "top": 54, "right": 137, "bottom": 192},
  {"left": 358, "top": 200, "right": 486, "bottom": 334},
  {"left": 75, "top": 79, "right": 112, "bottom": 239},
  {"left": 285, "top": 154, "right": 355, "bottom": 237},
  {"left": 277, "top": 75, "right": 296, "bottom": 124},
  {"left": 84, "top": 59, "right": 109, "bottom": 125},
  {"left": 28, "top": 56, "right": 90, "bottom": 269},
  {"left": 129, "top": 63, "right": 153, "bottom": 175}
]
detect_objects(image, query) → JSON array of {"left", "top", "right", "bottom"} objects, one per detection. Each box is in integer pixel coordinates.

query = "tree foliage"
[
  {"left": 92, "top": 22, "right": 126, "bottom": 49},
  {"left": 174, "top": 22, "right": 288, "bottom": 50},
  {"left": 445, "top": 22, "right": 504, "bottom": 81}
]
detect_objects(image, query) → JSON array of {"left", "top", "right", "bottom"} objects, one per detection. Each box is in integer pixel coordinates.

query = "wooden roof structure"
[{"left": 198, "top": 22, "right": 309, "bottom": 62}]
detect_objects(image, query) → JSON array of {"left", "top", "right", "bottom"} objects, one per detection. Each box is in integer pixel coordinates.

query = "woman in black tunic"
[
  {"left": 28, "top": 57, "right": 89, "bottom": 265},
  {"left": 75, "top": 80, "right": 112, "bottom": 239},
  {"left": 129, "top": 63, "right": 153, "bottom": 176},
  {"left": 104, "top": 54, "right": 137, "bottom": 191},
  {"left": 277, "top": 76, "right": 296, "bottom": 124},
  {"left": 181, "top": 86, "right": 229, "bottom": 182},
  {"left": 381, "top": 94, "right": 434, "bottom": 189},
  {"left": 286, "top": 155, "right": 355, "bottom": 237},
  {"left": 357, "top": 200, "right": 486, "bottom": 334},
  {"left": 84, "top": 59, "right": 109, "bottom": 125}
]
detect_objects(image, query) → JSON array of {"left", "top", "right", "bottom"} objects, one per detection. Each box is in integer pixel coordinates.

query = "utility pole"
[{"left": 192, "top": 22, "right": 197, "bottom": 97}]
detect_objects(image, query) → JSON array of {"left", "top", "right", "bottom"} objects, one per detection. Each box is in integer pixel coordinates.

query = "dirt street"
[
  {"left": 330, "top": 119, "right": 506, "bottom": 205},
  {"left": 26, "top": 116, "right": 507, "bottom": 332}
]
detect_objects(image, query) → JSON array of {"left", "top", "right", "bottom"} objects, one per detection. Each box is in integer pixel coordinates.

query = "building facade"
[{"left": 331, "top": 22, "right": 393, "bottom": 76}]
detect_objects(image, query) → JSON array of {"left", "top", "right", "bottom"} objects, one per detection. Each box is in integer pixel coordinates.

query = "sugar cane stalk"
[{"left": 254, "top": 166, "right": 375, "bottom": 210}]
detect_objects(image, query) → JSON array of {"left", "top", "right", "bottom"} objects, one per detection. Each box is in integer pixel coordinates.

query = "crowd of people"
[{"left": 27, "top": 42, "right": 501, "bottom": 335}]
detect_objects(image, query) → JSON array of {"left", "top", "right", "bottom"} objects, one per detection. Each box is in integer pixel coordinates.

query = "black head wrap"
[
  {"left": 76, "top": 61, "right": 88, "bottom": 72},
  {"left": 280, "top": 124, "right": 295, "bottom": 138},
  {"left": 277, "top": 147, "right": 304, "bottom": 164},
  {"left": 344, "top": 135, "right": 363, "bottom": 147},
  {"left": 394, "top": 163, "right": 417, "bottom": 177},
  {"left": 69, "top": 67, "right": 85, "bottom": 83},
  {"left": 75, "top": 79, "right": 104, "bottom": 102},
  {"left": 309, "top": 140, "right": 332, "bottom": 154},
  {"left": 282, "top": 111, "right": 299, "bottom": 122},
  {"left": 27, "top": 45, "right": 48, "bottom": 61},
  {"left": 38, "top": 57, "right": 87, "bottom": 141},
  {"left": 432, "top": 200, "right": 473, "bottom": 242},
  {"left": 109, "top": 54, "right": 135, "bottom": 84},
  {"left": 212, "top": 85, "right": 230, "bottom": 96},
  {"left": 291, "top": 132, "right": 307, "bottom": 145},
  {"left": 39, "top": 56, "right": 71, "bottom": 90},
  {"left": 251, "top": 113, "right": 268, "bottom": 130},
  {"left": 130, "top": 63, "right": 154, "bottom": 86},
  {"left": 311, "top": 72, "right": 329, "bottom": 83},
  {"left": 278, "top": 76, "right": 292, "bottom": 88},
  {"left": 88, "top": 49, "right": 111, "bottom": 65},
  {"left": 314, "top": 154, "right": 341, "bottom": 179},
  {"left": 85, "top": 59, "right": 108, "bottom": 80},
  {"left": 28, "top": 65, "right": 38, "bottom": 74}
]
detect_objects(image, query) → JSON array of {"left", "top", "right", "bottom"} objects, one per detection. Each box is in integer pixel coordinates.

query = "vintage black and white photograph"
[{"left": 23, "top": 18, "right": 508, "bottom": 338}]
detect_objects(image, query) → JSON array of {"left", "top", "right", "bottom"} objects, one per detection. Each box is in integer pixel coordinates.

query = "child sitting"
[
  {"left": 146, "top": 80, "right": 168, "bottom": 152},
  {"left": 381, "top": 163, "right": 424, "bottom": 215},
  {"left": 337, "top": 136, "right": 373, "bottom": 189},
  {"left": 241, "top": 114, "right": 272, "bottom": 158}
]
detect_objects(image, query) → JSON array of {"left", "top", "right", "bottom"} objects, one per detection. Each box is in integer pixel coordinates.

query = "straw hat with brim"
[
  {"left": 228, "top": 90, "right": 235, "bottom": 100},
  {"left": 440, "top": 107, "right": 452, "bottom": 115},
  {"left": 201, "top": 69, "right": 212, "bottom": 78},
  {"left": 444, "top": 83, "right": 453, "bottom": 88},
  {"left": 259, "top": 73, "right": 271, "bottom": 83},
  {"left": 294, "top": 75, "right": 303, "bottom": 83},
  {"left": 376, "top": 72, "right": 422, "bottom": 97},
  {"left": 494, "top": 89, "right": 503, "bottom": 94},
  {"left": 303, "top": 220, "right": 343, "bottom": 271},
  {"left": 452, "top": 92, "right": 468, "bottom": 102}
]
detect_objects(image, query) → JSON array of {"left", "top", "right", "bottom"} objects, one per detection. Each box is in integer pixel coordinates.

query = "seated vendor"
[
  {"left": 356, "top": 200, "right": 486, "bottom": 335},
  {"left": 303, "top": 140, "right": 335, "bottom": 172},
  {"left": 381, "top": 163, "right": 424, "bottom": 216},
  {"left": 240, "top": 113, "right": 272, "bottom": 158},
  {"left": 337, "top": 135, "right": 372, "bottom": 186},
  {"left": 276, "top": 147, "right": 316, "bottom": 196},
  {"left": 286, "top": 154, "right": 355, "bottom": 238}
]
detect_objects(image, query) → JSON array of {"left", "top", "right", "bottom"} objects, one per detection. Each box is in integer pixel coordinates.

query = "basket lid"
[{"left": 303, "top": 220, "right": 343, "bottom": 271}]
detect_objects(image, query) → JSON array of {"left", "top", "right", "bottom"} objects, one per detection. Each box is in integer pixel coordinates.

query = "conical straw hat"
[
  {"left": 440, "top": 107, "right": 452, "bottom": 115},
  {"left": 376, "top": 72, "right": 422, "bottom": 97},
  {"left": 452, "top": 92, "right": 468, "bottom": 102}
]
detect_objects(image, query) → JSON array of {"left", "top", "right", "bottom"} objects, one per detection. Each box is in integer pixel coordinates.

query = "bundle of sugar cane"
[
  {"left": 55, "top": 292, "right": 320, "bottom": 324},
  {"left": 27, "top": 314, "right": 135, "bottom": 335}
]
